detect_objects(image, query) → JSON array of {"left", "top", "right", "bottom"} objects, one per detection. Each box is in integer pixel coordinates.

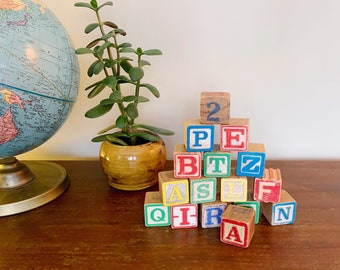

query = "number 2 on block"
[{"left": 207, "top": 102, "right": 220, "bottom": 122}]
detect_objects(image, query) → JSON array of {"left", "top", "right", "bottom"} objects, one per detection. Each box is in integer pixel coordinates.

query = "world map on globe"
[{"left": 0, "top": 0, "right": 79, "bottom": 158}]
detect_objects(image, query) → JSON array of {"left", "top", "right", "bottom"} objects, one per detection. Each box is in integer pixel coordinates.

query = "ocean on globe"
[{"left": 0, "top": 1, "right": 79, "bottom": 158}]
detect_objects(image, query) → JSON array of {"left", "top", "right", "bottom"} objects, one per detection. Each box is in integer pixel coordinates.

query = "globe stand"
[{"left": 0, "top": 157, "right": 70, "bottom": 217}]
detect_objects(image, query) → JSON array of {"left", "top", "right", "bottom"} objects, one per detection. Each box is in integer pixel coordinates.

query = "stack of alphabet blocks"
[{"left": 144, "top": 92, "right": 297, "bottom": 248}]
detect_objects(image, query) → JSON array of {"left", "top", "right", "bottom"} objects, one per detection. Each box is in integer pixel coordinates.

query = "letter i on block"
[
  {"left": 220, "top": 118, "right": 249, "bottom": 152},
  {"left": 174, "top": 144, "right": 202, "bottom": 178},
  {"left": 184, "top": 119, "right": 214, "bottom": 152},
  {"left": 171, "top": 204, "right": 198, "bottom": 229},
  {"left": 254, "top": 168, "right": 282, "bottom": 203},
  {"left": 158, "top": 170, "right": 189, "bottom": 206},
  {"left": 261, "top": 190, "right": 297, "bottom": 226},
  {"left": 220, "top": 205, "right": 255, "bottom": 248},
  {"left": 204, "top": 146, "right": 231, "bottom": 177},
  {"left": 200, "top": 200, "right": 228, "bottom": 228},
  {"left": 236, "top": 143, "right": 266, "bottom": 178},
  {"left": 200, "top": 92, "right": 230, "bottom": 124},
  {"left": 144, "top": 191, "right": 171, "bottom": 227},
  {"left": 189, "top": 177, "right": 217, "bottom": 204}
]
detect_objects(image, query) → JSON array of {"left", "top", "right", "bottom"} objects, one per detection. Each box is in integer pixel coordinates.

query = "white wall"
[{"left": 19, "top": 0, "right": 340, "bottom": 160}]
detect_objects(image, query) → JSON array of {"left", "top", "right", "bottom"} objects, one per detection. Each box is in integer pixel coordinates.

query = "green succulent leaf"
[
  {"left": 90, "top": 0, "right": 98, "bottom": 9},
  {"left": 85, "top": 23, "right": 99, "bottom": 34},
  {"left": 97, "top": 41, "right": 112, "bottom": 54},
  {"left": 106, "top": 135, "right": 128, "bottom": 146},
  {"left": 100, "top": 98, "right": 115, "bottom": 105},
  {"left": 88, "top": 60, "right": 104, "bottom": 76},
  {"left": 104, "top": 76, "right": 117, "bottom": 89},
  {"left": 109, "top": 91, "right": 121, "bottom": 101},
  {"left": 126, "top": 103, "right": 138, "bottom": 119},
  {"left": 131, "top": 132, "right": 160, "bottom": 142},
  {"left": 102, "top": 21, "right": 117, "bottom": 28},
  {"left": 120, "top": 60, "right": 132, "bottom": 73},
  {"left": 85, "top": 103, "right": 113, "bottom": 118},
  {"left": 118, "top": 43, "right": 132, "bottom": 48},
  {"left": 116, "top": 115, "right": 127, "bottom": 129},
  {"left": 74, "top": 2, "right": 96, "bottom": 11},
  {"left": 142, "top": 49, "right": 163, "bottom": 56},
  {"left": 138, "top": 96, "right": 149, "bottom": 102},
  {"left": 97, "top": 124, "right": 116, "bottom": 134},
  {"left": 75, "top": 48, "right": 93, "bottom": 55},
  {"left": 104, "top": 59, "right": 117, "bottom": 68},
  {"left": 86, "top": 39, "right": 101, "bottom": 49},
  {"left": 140, "top": 83, "right": 160, "bottom": 98},
  {"left": 129, "top": 67, "right": 144, "bottom": 82},
  {"left": 140, "top": 60, "right": 151, "bottom": 66},
  {"left": 87, "top": 83, "right": 106, "bottom": 98},
  {"left": 123, "top": 95, "right": 137, "bottom": 102},
  {"left": 135, "top": 123, "right": 175, "bottom": 136}
]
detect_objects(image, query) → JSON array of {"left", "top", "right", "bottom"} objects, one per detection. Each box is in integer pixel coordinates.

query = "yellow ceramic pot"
[{"left": 99, "top": 135, "right": 167, "bottom": 191}]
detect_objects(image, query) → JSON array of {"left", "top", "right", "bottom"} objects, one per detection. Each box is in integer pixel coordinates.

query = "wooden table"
[{"left": 1, "top": 160, "right": 339, "bottom": 269}]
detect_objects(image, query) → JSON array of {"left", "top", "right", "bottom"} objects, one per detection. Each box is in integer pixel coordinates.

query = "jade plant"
[{"left": 75, "top": 0, "right": 174, "bottom": 145}]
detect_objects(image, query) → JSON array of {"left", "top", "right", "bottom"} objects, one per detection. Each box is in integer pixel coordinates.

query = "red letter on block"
[
  {"left": 174, "top": 155, "right": 201, "bottom": 178},
  {"left": 220, "top": 123, "right": 248, "bottom": 152},
  {"left": 171, "top": 204, "right": 198, "bottom": 229},
  {"left": 254, "top": 168, "right": 282, "bottom": 203}
]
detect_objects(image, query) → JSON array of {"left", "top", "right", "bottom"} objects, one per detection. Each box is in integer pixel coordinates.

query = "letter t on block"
[
  {"left": 220, "top": 205, "right": 255, "bottom": 248},
  {"left": 220, "top": 118, "right": 249, "bottom": 152}
]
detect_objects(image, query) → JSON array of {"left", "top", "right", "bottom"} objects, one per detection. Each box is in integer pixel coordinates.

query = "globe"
[{"left": 0, "top": 0, "right": 79, "bottom": 159}]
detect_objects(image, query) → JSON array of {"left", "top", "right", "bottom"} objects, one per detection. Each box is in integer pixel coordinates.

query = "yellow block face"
[
  {"left": 161, "top": 179, "right": 189, "bottom": 206},
  {"left": 220, "top": 177, "right": 248, "bottom": 202}
]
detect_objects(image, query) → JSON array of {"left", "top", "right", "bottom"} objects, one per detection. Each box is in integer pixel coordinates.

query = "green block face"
[
  {"left": 190, "top": 178, "right": 217, "bottom": 204},
  {"left": 144, "top": 204, "right": 171, "bottom": 227},
  {"left": 204, "top": 152, "right": 231, "bottom": 177},
  {"left": 235, "top": 201, "right": 260, "bottom": 224}
]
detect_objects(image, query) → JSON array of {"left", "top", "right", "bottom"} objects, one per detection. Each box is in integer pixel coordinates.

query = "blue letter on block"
[
  {"left": 272, "top": 202, "right": 296, "bottom": 225},
  {"left": 186, "top": 125, "right": 214, "bottom": 152},
  {"left": 201, "top": 204, "right": 227, "bottom": 228},
  {"left": 236, "top": 152, "right": 265, "bottom": 177}
]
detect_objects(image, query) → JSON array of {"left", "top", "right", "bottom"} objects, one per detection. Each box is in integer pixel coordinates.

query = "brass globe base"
[{"left": 0, "top": 158, "right": 69, "bottom": 217}]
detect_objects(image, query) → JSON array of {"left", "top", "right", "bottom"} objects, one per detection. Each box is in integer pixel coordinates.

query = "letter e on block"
[
  {"left": 220, "top": 118, "right": 249, "bottom": 152},
  {"left": 220, "top": 205, "right": 255, "bottom": 248}
]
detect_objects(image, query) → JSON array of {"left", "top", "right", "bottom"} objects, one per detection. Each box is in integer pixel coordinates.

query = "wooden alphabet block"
[
  {"left": 203, "top": 147, "right": 231, "bottom": 177},
  {"left": 200, "top": 92, "right": 230, "bottom": 124},
  {"left": 158, "top": 170, "right": 189, "bottom": 206},
  {"left": 220, "top": 118, "right": 249, "bottom": 152},
  {"left": 200, "top": 200, "right": 228, "bottom": 228},
  {"left": 184, "top": 118, "right": 214, "bottom": 152},
  {"left": 220, "top": 204, "right": 255, "bottom": 248},
  {"left": 236, "top": 143, "right": 266, "bottom": 178},
  {"left": 144, "top": 191, "right": 171, "bottom": 227},
  {"left": 261, "top": 190, "right": 297, "bottom": 226},
  {"left": 254, "top": 168, "right": 282, "bottom": 203},
  {"left": 189, "top": 177, "right": 217, "bottom": 204},
  {"left": 235, "top": 192, "right": 261, "bottom": 224},
  {"left": 171, "top": 204, "right": 198, "bottom": 229},
  {"left": 221, "top": 171, "right": 247, "bottom": 202},
  {"left": 173, "top": 144, "right": 202, "bottom": 178}
]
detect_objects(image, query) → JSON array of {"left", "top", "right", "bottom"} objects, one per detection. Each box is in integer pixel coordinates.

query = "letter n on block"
[
  {"left": 220, "top": 205, "right": 255, "bottom": 248},
  {"left": 144, "top": 191, "right": 170, "bottom": 227},
  {"left": 236, "top": 143, "right": 266, "bottom": 178},
  {"left": 184, "top": 119, "right": 214, "bottom": 152},
  {"left": 220, "top": 118, "right": 249, "bottom": 152},
  {"left": 200, "top": 200, "right": 228, "bottom": 228},
  {"left": 171, "top": 204, "right": 198, "bottom": 229},
  {"left": 174, "top": 144, "right": 202, "bottom": 178},
  {"left": 158, "top": 170, "right": 189, "bottom": 206},
  {"left": 261, "top": 190, "right": 297, "bottom": 226},
  {"left": 204, "top": 150, "right": 231, "bottom": 177},
  {"left": 254, "top": 168, "right": 282, "bottom": 203}
]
